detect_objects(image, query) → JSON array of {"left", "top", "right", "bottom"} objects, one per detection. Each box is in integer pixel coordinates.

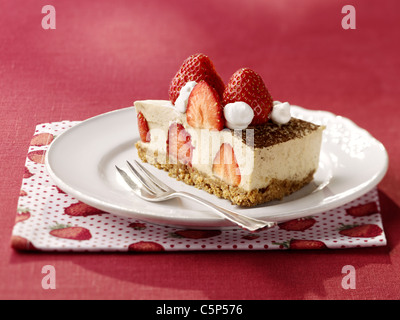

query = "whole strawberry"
[
  {"left": 168, "top": 53, "right": 225, "bottom": 104},
  {"left": 338, "top": 223, "right": 383, "bottom": 238},
  {"left": 278, "top": 217, "right": 316, "bottom": 231},
  {"left": 223, "top": 68, "right": 273, "bottom": 125},
  {"left": 11, "top": 236, "right": 38, "bottom": 251},
  {"left": 171, "top": 229, "right": 222, "bottom": 239},
  {"left": 346, "top": 202, "right": 378, "bottom": 217},
  {"left": 64, "top": 201, "right": 106, "bottom": 217},
  {"left": 288, "top": 239, "right": 327, "bottom": 250},
  {"left": 23, "top": 166, "right": 33, "bottom": 179},
  {"left": 49, "top": 223, "right": 92, "bottom": 241},
  {"left": 27, "top": 150, "right": 46, "bottom": 164},
  {"left": 274, "top": 239, "right": 327, "bottom": 250},
  {"left": 30, "top": 132, "right": 54, "bottom": 146},
  {"left": 15, "top": 208, "right": 31, "bottom": 223},
  {"left": 128, "top": 241, "right": 165, "bottom": 252}
]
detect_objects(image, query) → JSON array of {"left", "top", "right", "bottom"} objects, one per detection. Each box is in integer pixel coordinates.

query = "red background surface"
[{"left": 1, "top": 0, "right": 399, "bottom": 299}]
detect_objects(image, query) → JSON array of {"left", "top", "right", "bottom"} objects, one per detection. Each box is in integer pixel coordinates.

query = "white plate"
[{"left": 45, "top": 106, "right": 388, "bottom": 229}]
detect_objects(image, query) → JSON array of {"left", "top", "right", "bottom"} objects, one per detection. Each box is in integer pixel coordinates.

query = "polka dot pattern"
[{"left": 11, "top": 122, "right": 387, "bottom": 252}]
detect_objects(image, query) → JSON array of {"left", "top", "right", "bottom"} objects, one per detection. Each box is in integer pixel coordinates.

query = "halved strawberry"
[
  {"left": 137, "top": 111, "right": 151, "bottom": 142},
  {"left": 223, "top": 68, "right": 273, "bottom": 125},
  {"left": 168, "top": 53, "right": 225, "bottom": 104},
  {"left": 212, "top": 143, "right": 241, "bottom": 187},
  {"left": 288, "top": 239, "right": 327, "bottom": 250},
  {"left": 186, "top": 80, "right": 225, "bottom": 131},
  {"left": 167, "top": 122, "right": 194, "bottom": 165}
]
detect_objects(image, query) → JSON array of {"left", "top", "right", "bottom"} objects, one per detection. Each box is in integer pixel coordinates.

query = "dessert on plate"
[{"left": 134, "top": 54, "right": 324, "bottom": 207}]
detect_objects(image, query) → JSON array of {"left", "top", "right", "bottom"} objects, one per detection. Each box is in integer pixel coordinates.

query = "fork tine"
[
  {"left": 116, "top": 165, "right": 150, "bottom": 195},
  {"left": 116, "top": 165, "right": 139, "bottom": 192},
  {"left": 116, "top": 165, "right": 156, "bottom": 199},
  {"left": 126, "top": 160, "right": 165, "bottom": 194},
  {"left": 124, "top": 162, "right": 158, "bottom": 195},
  {"left": 133, "top": 160, "right": 173, "bottom": 192}
]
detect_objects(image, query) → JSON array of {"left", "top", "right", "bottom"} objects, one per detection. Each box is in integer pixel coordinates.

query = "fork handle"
[{"left": 175, "top": 191, "right": 276, "bottom": 232}]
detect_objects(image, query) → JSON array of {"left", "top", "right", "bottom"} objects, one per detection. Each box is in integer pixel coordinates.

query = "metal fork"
[{"left": 115, "top": 160, "right": 276, "bottom": 232}]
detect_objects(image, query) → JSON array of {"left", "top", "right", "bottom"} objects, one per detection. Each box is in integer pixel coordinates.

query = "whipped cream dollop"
[
  {"left": 270, "top": 101, "right": 291, "bottom": 125},
  {"left": 224, "top": 101, "right": 254, "bottom": 130},
  {"left": 174, "top": 81, "right": 197, "bottom": 113}
]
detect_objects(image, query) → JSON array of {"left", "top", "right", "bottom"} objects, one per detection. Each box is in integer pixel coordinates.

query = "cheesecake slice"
[
  {"left": 133, "top": 53, "right": 324, "bottom": 207},
  {"left": 134, "top": 100, "right": 324, "bottom": 207}
]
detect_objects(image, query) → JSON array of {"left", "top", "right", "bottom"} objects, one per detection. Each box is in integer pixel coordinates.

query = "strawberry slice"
[
  {"left": 167, "top": 122, "right": 194, "bottom": 165},
  {"left": 137, "top": 111, "right": 151, "bottom": 142},
  {"left": 223, "top": 68, "right": 273, "bottom": 125},
  {"left": 212, "top": 143, "right": 241, "bottom": 187},
  {"left": 186, "top": 80, "right": 225, "bottom": 131},
  {"left": 168, "top": 53, "right": 225, "bottom": 104}
]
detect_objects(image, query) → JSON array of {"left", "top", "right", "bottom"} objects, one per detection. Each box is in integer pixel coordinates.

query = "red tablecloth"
[{"left": 1, "top": 0, "right": 399, "bottom": 300}]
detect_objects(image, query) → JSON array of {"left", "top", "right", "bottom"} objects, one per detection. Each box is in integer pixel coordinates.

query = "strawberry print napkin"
[{"left": 11, "top": 122, "right": 387, "bottom": 252}]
